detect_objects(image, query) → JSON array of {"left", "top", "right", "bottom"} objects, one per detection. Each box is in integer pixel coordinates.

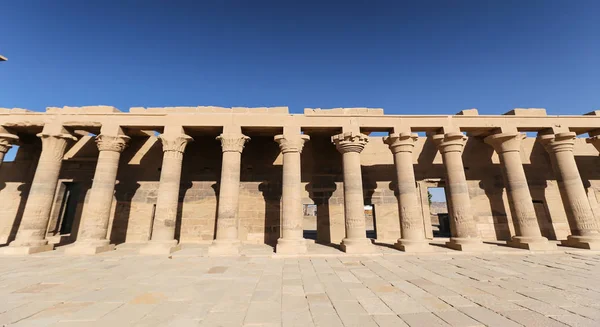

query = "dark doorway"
[
  {"left": 58, "top": 183, "right": 80, "bottom": 235},
  {"left": 365, "top": 204, "right": 377, "bottom": 239},
  {"left": 428, "top": 187, "right": 450, "bottom": 237}
]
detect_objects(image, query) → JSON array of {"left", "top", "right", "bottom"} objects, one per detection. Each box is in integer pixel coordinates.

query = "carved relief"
[
  {"left": 217, "top": 133, "right": 250, "bottom": 153},
  {"left": 274, "top": 134, "right": 310, "bottom": 153},
  {"left": 513, "top": 199, "right": 537, "bottom": 227},
  {"left": 572, "top": 198, "right": 599, "bottom": 231},
  {"left": 400, "top": 206, "right": 419, "bottom": 230},
  {"left": 96, "top": 134, "right": 130, "bottom": 153},
  {"left": 332, "top": 132, "right": 369, "bottom": 153},
  {"left": 160, "top": 134, "right": 193, "bottom": 153},
  {"left": 37, "top": 133, "right": 77, "bottom": 163}
]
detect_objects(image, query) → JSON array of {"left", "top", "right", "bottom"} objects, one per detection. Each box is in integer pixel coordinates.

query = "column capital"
[
  {"left": 383, "top": 132, "right": 418, "bottom": 154},
  {"left": 484, "top": 132, "right": 524, "bottom": 153},
  {"left": 274, "top": 134, "right": 310, "bottom": 153},
  {"left": 95, "top": 134, "right": 130, "bottom": 153},
  {"left": 0, "top": 133, "right": 19, "bottom": 153},
  {"left": 217, "top": 133, "right": 250, "bottom": 153},
  {"left": 159, "top": 134, "right": 193, "bottom": 153},
  {"left": 586, "top": 135, "right": 600, "bottom": 153},
  {"left": 432, "top": 132, "right": 467, "bottom": 153},
  {"left": 538, "top": 132, "right": 576, "bottom": 153},
  {"left": 332, "top": 132, "right": 369, "bottom": 153}
]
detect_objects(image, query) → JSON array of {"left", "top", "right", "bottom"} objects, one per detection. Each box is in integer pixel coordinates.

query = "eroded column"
[
  {"left": 141, "top": 134, "right": 192, "bottom": 255},
  {"left": 540, "top": 132, "right": 600, "bottom": 249},
  {"left": 208, "top": 133, "right": 250, "bottom": 255},
  {"left": 384, "top": 133, "right": 432, "bottom": 252},
  {"left": 274, "top": 134, "right": 310, "bottom": 254},
  {"left": 4, "top": 132, "right": 76, "bottom": 255},
  {"left": 0, "top": 132, "right": 19, "bottom": 169},
  {"left": 66, "top": 134, "right": 129, "bottom": 255},
  {"left": 485, "top": 133, "right": 555, "bottom": 250},
  {"left": 432, "top": 132, "right": 487, "bottom": 251},
  {"left": 332, "top": 132, "right": 375, "bottom": 254}
]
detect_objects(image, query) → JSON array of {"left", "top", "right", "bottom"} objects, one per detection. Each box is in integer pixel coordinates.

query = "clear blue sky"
[{"left": 1, "top": 0, "right": 598, "bottom": 115}]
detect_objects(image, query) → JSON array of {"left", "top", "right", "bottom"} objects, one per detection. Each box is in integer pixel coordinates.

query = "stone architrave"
[
  {"left": 140, "top": 134, "right": 193, "bottom": 255},
  {"left": 0, "top": 133, "right": 19, "bottom": 168},
  {"left": 384, "top": 132, "right": 432, "bottom": 252},
  {"left": 432, "top": 132, "right": 487, "bottom": 251},
  {"left": 208, "top": 133, "right": 250, "bottom": 255},
  {"left": 485, "top": 133, "right": 556, "bottom": 250},
  {"left": 540, "top": 132, "right": 600, "bottom": 249},
  {"left": 4, "top": 132, "right": 76, "bottom": 255},
  {"left": 65, "top": 134, "right": 130, "bottom": 255},
  {"left": 274, "top": 134, "right": 310, "bottom": 254},
  {"left": 332, "top": 132, "right": 376, "bottom": 254}
]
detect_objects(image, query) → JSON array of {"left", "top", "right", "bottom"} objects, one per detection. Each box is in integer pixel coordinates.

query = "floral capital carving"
[
  {"left": 538, "top": 132, "right": 576, "bottom": 154},
  {"left": 217, "top": 133, "right": 250, "bottom": 153},
  {"left": 96, "top": 134, "right": 130, "bottom": 153},
  {"left": 274, "top": 134, "right": 310, "bottom": 154},
  {"left": 331, "top": 132, "right": 369, "bottom": 154},
  {"left": 432, "top": 132, "right": 467, "bottom": 154},
  {"left": 383, "top": 132, "right": 418, "bottom": 154},
  {"left": 159, "top": 134, "right": 193, "bottom": 153},
  {"left": 0, "top": 133, "right": 19, "bottom": 154},
  {"left": 484, "top": 132, "right": 524, "bottom": 154}
]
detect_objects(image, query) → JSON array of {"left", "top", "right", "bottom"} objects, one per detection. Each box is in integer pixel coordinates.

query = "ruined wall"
[{"left": 2, "top": 132, "right": 600, "bottom": 246}]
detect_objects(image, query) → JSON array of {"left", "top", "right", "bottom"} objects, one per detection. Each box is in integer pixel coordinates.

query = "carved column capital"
[
  {"left": 0, "top": 133, "right": 19, "bottom": 153},
  {"left": 217, "top": 133, "right": 250, "bottom": 153},
  {"left": 484, "top": 132, "right": 524, "bottom": 153},
  {"left": 586, "top": 135, "right": 600, "bottom": 153},
  {"left": 538, "top": 132, "right": 576, "bottom": 153},
  {"left": 95, "top": 134, "right": 130, "bottom": 153},
  {"left": 332, "top": 132, "right": 369, "bottom": 153},
  {"left": 274, "top": 134, "right": 310, "bottom": 154},
  {"left": 432, "top": 132, "right": 467, "bottom": 154},
  {"left": 159, "top": 134, "right": 193, "bottom": 153},
  {"left": 383, "top": 132, "right": 418, "bottom": 154}
]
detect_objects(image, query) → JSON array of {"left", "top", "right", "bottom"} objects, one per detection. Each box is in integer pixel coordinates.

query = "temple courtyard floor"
[{"left": 0, "top": 240, "right": 599, "bottom": 327}]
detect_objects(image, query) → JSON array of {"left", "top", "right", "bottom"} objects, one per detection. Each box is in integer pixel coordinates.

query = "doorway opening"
[
  {"left": 302, "top": 204, "right": 318, "bottom": 240},
  {"left": 365, "top": 204, "right": 377, "bottom": 239},
  {"left": 428, "top": 187, "right": 450, "bottom": 237},
  {"left": 57, "top": 182, "right": 81, "bottom": 235}
]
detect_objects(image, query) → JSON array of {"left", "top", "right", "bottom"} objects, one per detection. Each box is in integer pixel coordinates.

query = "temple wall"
[{"left": 2, "top": 132, "right": 600, "bottom": 246}]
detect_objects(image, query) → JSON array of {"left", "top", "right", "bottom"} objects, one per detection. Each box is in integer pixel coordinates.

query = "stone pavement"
[{"left": 0, "top": 243, "right": 599, "bottom": 327}]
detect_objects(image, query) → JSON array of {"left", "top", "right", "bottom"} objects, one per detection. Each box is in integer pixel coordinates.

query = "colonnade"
[{"left": 1, "top": 126, "right": 599, "bottom": 255}]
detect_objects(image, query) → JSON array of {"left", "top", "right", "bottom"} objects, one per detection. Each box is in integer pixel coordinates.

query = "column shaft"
[
  {"left": 384, "top": 133, "right": 431, "bottom": 252},
  {"left": 332, "top": 132, "right": 375, "bottom": 254},
  {"left": 433, "top": 133, "right": 486, "bottom": 251},
  {"left": 7, "top": 133, "right": 74, "bottom": 254},
  {"left": 485, "top": 133, "right": 554, "bottom": 250}
]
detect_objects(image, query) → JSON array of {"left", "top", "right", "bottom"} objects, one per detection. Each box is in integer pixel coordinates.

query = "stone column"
[
  {"left": 141, "top": 134, "right": 192, "bottom": 255},
  {"left": 274, "top": 134, "right": 310, "bottom": 254},
  {"left": 540, "top": 132, "right": 600, "bottom": 249},
  {"left": 485, "top": 133, "right": 556, "bottom": 250},
  {"left": 384, "top": 133, "right": 432, "bottom": 252},
  {"left": 432, "top": 132, "right": 487, "bottom": 251},
  {"left": 4, "top": 132, "right": 76, "bottom": 254},
  {"left": 66, "top": 134, "right": 129, "bottom": 255},
  {"left": 0, "top": 133, "right": 19, "bottom": 168},
  {"left": 332, "top": 132, "right": 375, "bottom": 253},
  {"left": 208, "top": 133, "right": 250, "bottom": 255}
]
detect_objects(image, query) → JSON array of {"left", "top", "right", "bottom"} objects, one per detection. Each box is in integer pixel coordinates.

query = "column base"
[
  {"left": 446, "top": 238, "right": 488, "bottom": 252},
  {"left": 207, "top": 239, "right": 240, "bottom": 256},
  {"left": 560, "top": 235, "right": 600, "bottom": 250},
  {"left": 394, "top": 239, "right": 434, "bottom": 252},
  {"left": 507, "top": 236, "right": 557, "bottom": 251},
  {"left": 1, "top": 243, "right": 54, "bottom": 255},
  {"left": 140, "top": 240, "right": 181, "bottom": 255},
  {"left": 276, "top": 238, "right": 307, "bottom": 254},
  {"left": 64, "top": 241, "right": 115, "bottom": 255},
  {"left": 340, "top": 238, "right": 376, "bottom": 254}
]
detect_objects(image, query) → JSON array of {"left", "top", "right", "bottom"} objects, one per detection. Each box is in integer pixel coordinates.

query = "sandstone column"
[
  {"left": 540, "top": 132, "right": 600, "bottom": 249},
  {"left": 332, "top": 132, "right": 375, "bottom": 253},
  {"left": 66, "top": 134, "right": 129, "bottom": 255},
  {"left": 384, "top": 132, "right": 432, "bottom": 252},
  {"left": 141, "top": 134, "right": 193, "bottom": 255},
  {"left": 485, "top": 133, "right": 556, "bottom": 250},
  {"left": 432, "top": 132, "right": 487, "bottom": 251},
  {"left": 0, "top": 132, "right": 19, "bottom": 168},
  {"left": 4, "top": 132, "right": 76, "bottom": 254},
  {"left": 274, "top": 134, "right": 310, "bottom": 254},
  {"left": 208, "top": 133, "right": 250, "bottom": 255}
]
